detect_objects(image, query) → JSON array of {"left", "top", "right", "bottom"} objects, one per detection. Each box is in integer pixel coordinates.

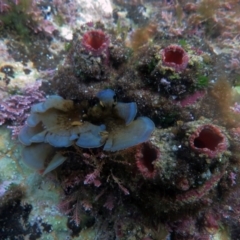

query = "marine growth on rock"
[
  {"left": 81, "top": 29, "right": 110, "bottom": 56},
  {"left": 189, "top": 124, "right": 229, "bottom": 158},
  {"left": 19, "top": 89, "right": 155, "bottom": 174},
  {"left": 160, "top": 44, "right": 189, "bottom": 72},
  {"left": 7, "top": 10, "right": 240, "bottom": 238}
]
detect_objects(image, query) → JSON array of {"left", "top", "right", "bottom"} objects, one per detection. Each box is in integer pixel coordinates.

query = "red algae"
[
  {"left": 127, "top": 23, "right": 157, "bottom": 51},
  {"left": 189, "top": 124, "right": 228, "bottom": 158},
  {"left": 202, "top": 210, "right": 220, "bottom": 234},
  {"left": 161, "top": 44, "right": 189, "bottom": 72}
]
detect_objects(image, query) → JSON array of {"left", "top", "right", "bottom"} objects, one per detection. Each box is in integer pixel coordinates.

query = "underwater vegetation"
[
  {"left": 11, "top": 17, "right": 239, "bottom": 239},
  {"left": 0, "top": 80, "right": 45, "bottom": 138},
  {"left": 13, "top": 17, "right": 240, "bottom": 239},
  {"left": 0, "top": 0, "right": 59, "bottom": 38},
  {"left": 2, "top": 0, "right": 240, "bottom": 239}
]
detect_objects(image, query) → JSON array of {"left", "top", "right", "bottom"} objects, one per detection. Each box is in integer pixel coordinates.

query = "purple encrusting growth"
[
  {"left": 230, "top": 102, "right": 240, "bottom": 113},
  {"left": 0, "top": 0, "right": 19, "bottom": 13},
  {"left": 0, "top": 80, "right": 45, "bottom": 138}
]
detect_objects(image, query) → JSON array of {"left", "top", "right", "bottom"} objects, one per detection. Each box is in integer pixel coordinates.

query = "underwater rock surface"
[{"left": 2, "top": 0, "right": 240, "bottom": 239}]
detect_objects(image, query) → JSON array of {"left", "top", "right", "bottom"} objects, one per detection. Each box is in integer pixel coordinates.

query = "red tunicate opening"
[
  {"left": 84, "top": 31, "right": 106, "bottom": 50},
  {"left": 141, "top": 143, "right": 158, "bottom": 172},
  {"left": 164, "top": 49, "right": 184, "bottom": 65},
  {"left": 194, "top": 128, "right": 223, "bottom": 150}
]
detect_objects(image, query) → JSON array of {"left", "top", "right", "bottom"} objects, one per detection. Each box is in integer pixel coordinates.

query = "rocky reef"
[
  {"left": 13, "top": 17, "right": 240, "bottom": 239},
  {"left": 1, "top": 0, "right": 240, "bottom": 239}
]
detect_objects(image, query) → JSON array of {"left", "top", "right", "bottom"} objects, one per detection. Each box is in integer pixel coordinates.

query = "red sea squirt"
[
  {"left": 135, "top": 142, "right": 160, "bottom": 179},
  {"left": 82, "top": 29, "right": 110, "bottom": 56},
  {"left": 161, "top": 44, "right": 189, "bottom": 72},
  {"left": 189, "top": 124, "right": 228, "bottom": 158}
]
